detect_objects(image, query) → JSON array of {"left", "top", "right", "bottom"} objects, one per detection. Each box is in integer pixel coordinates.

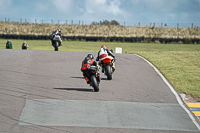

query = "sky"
[{"left": 0, "top": 0, "right": 200, "bottom": 27}]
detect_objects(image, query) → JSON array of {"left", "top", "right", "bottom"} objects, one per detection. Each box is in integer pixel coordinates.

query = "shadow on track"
[
  {"left": 71, "top": 77, "right": 84, "bottom": 79},
  {"left": 53, "top": 88, "right": 93, "bottom": 92},
  {"left": 71, "top": 76, "right": 108, "bottom": 81},
  {"left": 101, "top": 78, "right": 107, "bottom": 80}
]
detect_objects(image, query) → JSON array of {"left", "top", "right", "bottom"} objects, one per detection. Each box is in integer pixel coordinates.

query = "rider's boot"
[
  {"left": 112, "top": 66, "right": 115, "bottom": 73},
  {"left": 101, "top": 66, "right": 104, "bottom": 73},
  {"left": 112, "top": 63, "right": 116, "bottom": 73}
]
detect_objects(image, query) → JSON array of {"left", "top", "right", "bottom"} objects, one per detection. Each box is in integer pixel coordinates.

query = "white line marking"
[{"left": 134, "top": 54, "right": 200, "bottom": 130}]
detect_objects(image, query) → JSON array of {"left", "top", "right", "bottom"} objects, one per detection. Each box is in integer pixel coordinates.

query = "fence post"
[
  {"left": 51, "top": 19, "right": 53, "bottom": 24},
  {"left": 25, "top": 19, "right": 27, "bottom": 23},
  {"left": 71, "top": 20, "right": 73, "bottom": 25},
  {"left": 35, "top": 19, "right": 37, "bottom": 24},
  {"left": 20, "top": 18, "right": 22, "bottom": 23},
  {"left": 161, "top": 23, "right": 163, "bottom": 28},
  {"left": 192, "top": 23, "right": 193, "bottom": 28},
  {"left": 5, "top": 18, "right": 6, "bottom": 22},
  {"left": 58, "top": 20, "right": 59, "bottom": 24},
  {"left": 138, "top": 22, "right": 140, "bottom": 27},
  {"left": 177, "top": 23, "right": 179, "bottom": 29},
  {"left": 8, "top": 18, "right": 10, "bottom": 22},
  {"left": 82, "top": 21, "right": 84, "bottom": 25},
  {"left": 124, "top": 22, "right": 125, "bottom": 26},
  {"left": 42, "top": 20, "right": 43, "bottom": 24},
  {"left": 153, "top": 23, "right": 155, "bottom": 27},
  {"left": 79, "top": 20, "right": 81, "bottom": 25},
  {"left": 150, "top": 23, "right": 152, "bottom": 27}
]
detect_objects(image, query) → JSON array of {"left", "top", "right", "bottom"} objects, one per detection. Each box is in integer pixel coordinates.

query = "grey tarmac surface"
[{"left": 0, "top": 49, "right": 199, "bottom": 133}]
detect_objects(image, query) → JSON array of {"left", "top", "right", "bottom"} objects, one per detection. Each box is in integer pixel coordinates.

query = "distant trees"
[{"left": 91, "top": 20, "right": 120, "bottom": 26}]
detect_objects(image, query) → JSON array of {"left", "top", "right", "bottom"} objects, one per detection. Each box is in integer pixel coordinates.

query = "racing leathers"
[
  {"left": 22, "top": 41, "right": 28, "bottom": 49},
  {"left": 6, "top": 40, "right": 12, "bottom": 49},
  {"left": 81, "top": 57, "right": 97, "bottom": 84},
  {"left": 51, "top": 29, "right": 62, "bottom": 46}
]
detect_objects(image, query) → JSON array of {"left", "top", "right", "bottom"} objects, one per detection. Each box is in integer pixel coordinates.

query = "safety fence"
[{"left": 2, "top": 17, "right": 200, "bottom": 28}]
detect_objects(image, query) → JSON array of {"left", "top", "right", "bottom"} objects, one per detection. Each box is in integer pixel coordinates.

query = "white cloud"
[
  {"left": 83, "top": 0, "right": 129, "bottom": 21},
  {"left": 27, "top": 0, "right": 200, "bottom": 24},
  {"left": 51, "top": 0, "right": 73, "bottom": 13},
  {"left": 35, "top": 0, "right": 74, "bottom": 14},
  {"left": 107, "top": 0, "right": 124, "bottom": 16},
  {"left": 94, "top": 0, "right": 106, "bottom": 4}
]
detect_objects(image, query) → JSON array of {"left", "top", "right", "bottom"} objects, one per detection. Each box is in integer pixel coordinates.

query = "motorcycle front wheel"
[
  {"left": 90, "top": 75, "right": 99, "bottom": 92},
  {"left": 54, "top": 42, "right": 59, "bottom": 51}
]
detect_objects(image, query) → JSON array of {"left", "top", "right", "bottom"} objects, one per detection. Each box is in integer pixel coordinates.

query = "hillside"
[{"left": 0, "top": 22, "right": 200, "bottom": 39}]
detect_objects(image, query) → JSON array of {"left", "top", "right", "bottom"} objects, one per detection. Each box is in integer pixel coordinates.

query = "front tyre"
[
  {"left": 105, "top": 65, "right": 112, "bottom": 80},
  {"left": 55, "top": 42, "right": 59, "bottom": 51},
  {"left": 22, "top": 46, "right": 27, "bottom": 50},
  {"left": 90, "top": 75, "right": 99, "bottom": 92}
]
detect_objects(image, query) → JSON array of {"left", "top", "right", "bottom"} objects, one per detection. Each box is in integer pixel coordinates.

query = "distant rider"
[
  {"left": 96, "top": 45, "right": 115, "bottom": 73},
  {"left": 6, "top": 40, "right": 12, "bottom": 49},
  {"left": 51, "top": 29, "right": 62, "bottom": 46},
  {"left": 22, "top": 41, "right": 28, "bottom": 49},
  {"left": 81, "top": 54, "right": 97, "bottom": 84}
]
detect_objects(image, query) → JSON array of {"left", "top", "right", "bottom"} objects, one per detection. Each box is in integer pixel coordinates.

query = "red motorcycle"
[{"left": 99, "top": 53, "right": 115, "bottom": 80}]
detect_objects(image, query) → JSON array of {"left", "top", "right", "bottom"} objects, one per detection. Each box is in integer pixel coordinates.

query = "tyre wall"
[{"left": 0, "top": 34, "right": 199, "bottom": 44}]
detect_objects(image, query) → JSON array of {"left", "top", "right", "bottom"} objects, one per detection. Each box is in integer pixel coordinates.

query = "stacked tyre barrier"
[
  {"left": 0, "top": 34, "right": 199, "bottom": 44},
  {"left": 0, "top": 34, "right": 50, "bottom": 40}
]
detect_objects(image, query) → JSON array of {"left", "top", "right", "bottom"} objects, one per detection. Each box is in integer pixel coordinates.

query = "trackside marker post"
[{"left": 115, "top": 47, "right": 122, "bottom": 54}]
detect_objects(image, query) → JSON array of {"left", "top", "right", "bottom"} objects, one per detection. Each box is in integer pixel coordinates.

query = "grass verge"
[
  {"left": 130, "top": 51, "right": 200, "bottom": 101},
  {"left": 1, "top": 39, "right": 200, "bottom": 101}
]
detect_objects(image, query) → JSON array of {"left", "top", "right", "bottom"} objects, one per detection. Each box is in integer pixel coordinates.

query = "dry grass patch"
[{"left": 0, "top": 22, "right": 200, "bottom": 39}]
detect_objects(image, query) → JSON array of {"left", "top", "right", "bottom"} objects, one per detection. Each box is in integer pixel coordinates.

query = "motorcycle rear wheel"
[
  {"left": 90, "top": 75, "right": 99, "bottom": 92},
  {"left": 105, "top": 65, "right": 112, "bottom": 80}
]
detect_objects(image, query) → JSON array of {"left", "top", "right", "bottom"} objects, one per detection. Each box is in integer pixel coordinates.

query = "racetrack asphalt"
[{"left": 0, "top": 49, "right": 199, "bottom": 133}]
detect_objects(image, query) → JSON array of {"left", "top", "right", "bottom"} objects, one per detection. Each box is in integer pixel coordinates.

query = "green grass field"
[{"left": 1, "top": 39, "right": 200, "bottom": 101}]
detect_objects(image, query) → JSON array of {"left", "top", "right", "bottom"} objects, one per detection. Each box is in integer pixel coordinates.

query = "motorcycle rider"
[
  {"left": 6, "top": 40, "right": 12, "bottom": 49},
  {"left": 96, "top": 45, "right": 115, "bottom": 73},
  {"left": 51, "top": 29, "right": 62, "bottom": 46},
  {"left": 22, "top": 41, "right": 28, "bottom": 49},
  {"left": 81, "top": 54, "right": 98, "bottom": 84}
]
